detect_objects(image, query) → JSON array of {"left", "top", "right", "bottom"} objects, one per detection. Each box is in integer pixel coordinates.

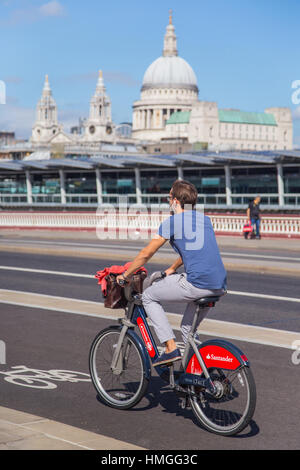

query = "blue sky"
[{"left": 0, "top": 0, "right": 300, "bottom": 144}]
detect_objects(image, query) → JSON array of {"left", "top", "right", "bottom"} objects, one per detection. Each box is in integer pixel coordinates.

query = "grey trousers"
[{"left": 142, "top": 273, "right": 225, "bottom": 345}]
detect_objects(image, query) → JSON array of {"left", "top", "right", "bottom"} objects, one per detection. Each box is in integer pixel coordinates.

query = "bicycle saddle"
[{"left": 194, "top": 296, "right": 221, "bottom": 306}]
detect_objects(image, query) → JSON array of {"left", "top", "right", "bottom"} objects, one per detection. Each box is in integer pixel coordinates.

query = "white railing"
[
  {"left": 0, "top": 211, "right": 299, "bottom": 236},
  {"left": 210, "top": 215, "right": 300, "bottom": 235}
]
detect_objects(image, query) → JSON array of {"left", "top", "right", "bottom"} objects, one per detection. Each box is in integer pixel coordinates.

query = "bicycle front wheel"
[
  {"left": 89, "top": 327, "right": 149, "bottom": 410},
  {"left": 189, "top": 365, "right": 256, "bottom": 436}
]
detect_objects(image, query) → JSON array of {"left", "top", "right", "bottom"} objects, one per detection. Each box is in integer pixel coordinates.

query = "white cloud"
[
  {"left": 59, "top": 108, "right": 87, "bottom": 132},
  {"left": 0, "top": 103, "right": 35, "bottom": 139},
  {"left": 0, "top": 101, "right": 84, "bottom": 140},
  {"left": 39, "top": 1, "right": 65, "bottom": 17},
  {"left": 1, "top": 1, "right": 66, "bottom": 25},
  {"left": 64, "top": 70, "right": 139, "bottom": 88}
]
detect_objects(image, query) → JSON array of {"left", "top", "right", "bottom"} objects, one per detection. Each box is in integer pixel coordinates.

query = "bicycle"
[{"left": 89, "top": 272, "right": 256, "bottom": 436}]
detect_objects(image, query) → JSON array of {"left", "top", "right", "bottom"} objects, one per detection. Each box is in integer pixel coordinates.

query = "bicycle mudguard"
[
  {"left": 186, "top": 339, "right": 249, "bottom": 375},
  {"left": 109, "top": 325, "right": 152, "bottom": 380}
]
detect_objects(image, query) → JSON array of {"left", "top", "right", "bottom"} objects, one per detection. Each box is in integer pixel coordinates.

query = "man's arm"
[{"left": 121, "top": 236, "right": 167, "bottom": 279}]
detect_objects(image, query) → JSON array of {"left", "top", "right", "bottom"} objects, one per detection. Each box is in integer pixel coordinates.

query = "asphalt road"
[
  {"left": 0, "top": 248, "right": 300, "bottom": 449},
  {"left": 1, "top": 233, "right": 300, "bottom": 262},
  {"left": 0, "top": 250, "right": 299, "bottom": 332}
]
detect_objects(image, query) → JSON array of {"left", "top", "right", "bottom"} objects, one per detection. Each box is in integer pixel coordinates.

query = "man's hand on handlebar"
[
  {"left": 116, "top": 268, "right": 174, "bottom": 287},
  {"left": 116, "top": 274, "right": 129, "bottom": 286}
]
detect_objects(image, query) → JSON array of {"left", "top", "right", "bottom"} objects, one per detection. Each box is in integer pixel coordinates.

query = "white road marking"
[
  {"left": 227, "top": 290, "right": 300, "bottom": 303},
  {"left": 0, "top": 265, "right": 93, "bottom": 278},
  {"left": 0, "top": 288, "right": 300, "bottom": 350},
  {"left": 221, "top": 251, "right": 300, "bottom": 262},
  {"left": 0, "top": 265, "right": 299, "bottom": 303}
]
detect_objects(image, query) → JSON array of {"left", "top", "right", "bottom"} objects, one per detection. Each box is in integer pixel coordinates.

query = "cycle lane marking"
[
  {"left": 1, "top": 288, "right": 300, "bottom": 350},
  {"left": 0, "top": 266, "right": 299, "bottom": 303},
  {"left": 0, "top": 366, "right": 91, "bottom": 389}
]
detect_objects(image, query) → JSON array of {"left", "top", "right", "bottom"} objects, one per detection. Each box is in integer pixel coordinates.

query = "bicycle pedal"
[
  {"left": 169, "top": 364, "right": 175, "bottom": 388},
  {"left": 179, "top": 397, "right": 191, "bottom": 410}
]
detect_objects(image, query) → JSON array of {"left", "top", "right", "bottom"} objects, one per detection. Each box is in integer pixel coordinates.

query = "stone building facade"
[
  {"left": 132, "top": 14, "right": 293, "bottom": 151},
  {"left": 30, "top": 14, "right": 293, "bottom": 151}
]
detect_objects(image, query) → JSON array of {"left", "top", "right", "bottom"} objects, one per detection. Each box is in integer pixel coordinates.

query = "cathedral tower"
[
  {"left": 31, "top": 75, "right": 62, "bottom": 145},
  {"left": 84, "top": 71, "right": 115, "bottom": 142}
]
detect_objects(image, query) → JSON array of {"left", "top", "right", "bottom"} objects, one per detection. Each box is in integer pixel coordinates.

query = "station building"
[{"left": 0, "top": 148, "right": 299, "bottom": 210}]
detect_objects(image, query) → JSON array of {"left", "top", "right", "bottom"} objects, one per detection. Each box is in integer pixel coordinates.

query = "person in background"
[{"left": 247, "top": 196, "right": 261, "bottom": 239}]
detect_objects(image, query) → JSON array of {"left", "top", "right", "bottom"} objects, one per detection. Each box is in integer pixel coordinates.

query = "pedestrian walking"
[{"left": 246, "top": 196, "right": 261, "bottom": 239}]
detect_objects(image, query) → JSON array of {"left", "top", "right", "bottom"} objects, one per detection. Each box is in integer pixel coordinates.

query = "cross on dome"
[
  {"left": 141, "top": 13, "right": 198, "bottom": 93},
  {"left": 163, "top": 11, "right": 178, "bottom": 57},
  {"left": 43, "top": 74, "right": 52, "bottom": 95}
]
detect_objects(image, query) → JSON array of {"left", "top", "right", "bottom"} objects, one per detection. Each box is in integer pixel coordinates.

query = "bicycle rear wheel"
[
  {"left": 189, "top": 365, "right": 256, "bottom": 436},
  {"left": 89, "top": 327, "right": 149, "bottom": 410}
]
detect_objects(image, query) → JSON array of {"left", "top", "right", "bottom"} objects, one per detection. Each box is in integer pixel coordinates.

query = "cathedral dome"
[
  {"left": 142, "top": 55, "right": 198, "bottom": 92},
  {"left": 141, "top": 12, "right": 198, "bottom": 94}
]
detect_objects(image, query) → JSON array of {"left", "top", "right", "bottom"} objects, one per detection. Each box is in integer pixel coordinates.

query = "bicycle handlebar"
[
  {"left": 117, "top": 270, "right": 166, "bottom": 288},
  {"left": 117, "top": 277, "right": 128, "bottom": 286}
]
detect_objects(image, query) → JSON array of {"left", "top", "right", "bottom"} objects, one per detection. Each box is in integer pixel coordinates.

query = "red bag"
[
  {"left": 95, "top": 263, "right": 147, "bottom": 309},
  {"left": 243, "top": 222, "right": 253, "bottom": 233}
]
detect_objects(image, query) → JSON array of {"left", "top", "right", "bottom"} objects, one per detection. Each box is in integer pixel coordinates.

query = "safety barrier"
[
  {"left": 0, "top": 211, "right": 299, "bottom": 237},
  {"left": 211, "top": 215, "right": 300, "bottom": 236}
]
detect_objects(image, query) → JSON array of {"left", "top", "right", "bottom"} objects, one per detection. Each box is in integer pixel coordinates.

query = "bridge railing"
[{"left": 0, "top": 210, "right": 299, "bottom": 237}]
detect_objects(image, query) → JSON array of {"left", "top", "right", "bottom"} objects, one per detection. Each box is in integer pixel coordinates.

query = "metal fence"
[
  {"left": 2, "top": 192, "right": 299, "bottom": 209},
  {"left": 0, "top": 210, "right": 299, "bottom": 236}
]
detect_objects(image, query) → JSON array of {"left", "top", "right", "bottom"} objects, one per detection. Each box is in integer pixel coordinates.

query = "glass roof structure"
[
  {"left": 200, "top": 151, "right": 277, "bottom": 164},
  {"left": 0, "top": 149, "right": 299, "bottom": 172}
]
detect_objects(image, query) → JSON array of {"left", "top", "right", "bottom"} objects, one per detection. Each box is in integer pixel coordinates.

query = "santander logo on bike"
[
  {"left": 137, "top": 318, "right": 155, "bottom": 358},
  {"left": 206, "top": 353, "right": 233, "bottom": 363}
]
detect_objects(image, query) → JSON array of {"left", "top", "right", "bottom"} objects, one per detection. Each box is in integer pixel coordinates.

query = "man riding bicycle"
[{"left": 117, "top": 179, "right": 227, "bottom": 367}]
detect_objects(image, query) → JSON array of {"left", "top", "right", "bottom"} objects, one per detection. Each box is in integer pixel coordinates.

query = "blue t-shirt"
[{"left": 157, "top": 211, "right": 227, "bottom": 290}]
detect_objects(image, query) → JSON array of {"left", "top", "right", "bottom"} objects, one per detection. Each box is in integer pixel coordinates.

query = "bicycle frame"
[
  {"left": 111, "top": 297, "right": 160, "bottom": 376},
  {"left": 111, "top": 294, "right": 250, "bottom": 397}
]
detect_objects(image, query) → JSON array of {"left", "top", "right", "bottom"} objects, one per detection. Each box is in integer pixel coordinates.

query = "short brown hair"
[{"left": 170, "top": 179, "right": 198, "bottom": 208}]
